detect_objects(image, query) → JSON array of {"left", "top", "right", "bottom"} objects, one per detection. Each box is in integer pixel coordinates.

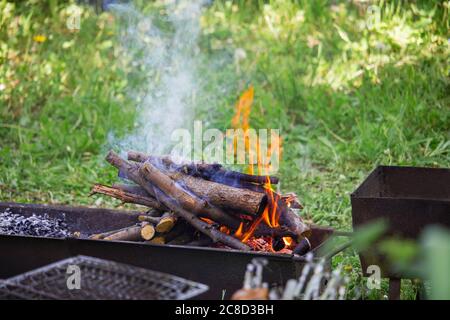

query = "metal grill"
[{"left": 2, "top": 256, "right": 208, "bottom": 300}]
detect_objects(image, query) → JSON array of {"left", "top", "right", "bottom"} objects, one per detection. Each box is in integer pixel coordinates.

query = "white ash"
[{"left": 0, "top": 209, "right": 71, "bottom": 238}]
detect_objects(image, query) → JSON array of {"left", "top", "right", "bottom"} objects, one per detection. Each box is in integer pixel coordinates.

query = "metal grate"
[{"left": 2, "top": 256, "right": 208, "bottom": 300}]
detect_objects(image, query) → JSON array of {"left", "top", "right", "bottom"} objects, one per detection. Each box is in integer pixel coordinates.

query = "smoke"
[{"left": 108, "top": 0, "right": 210, "bottom": 157}]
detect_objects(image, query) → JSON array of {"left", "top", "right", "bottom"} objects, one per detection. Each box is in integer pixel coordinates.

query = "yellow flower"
[
  {"left": 344, "top": 264, "right": 353, "bottom": 273},
  {"left": 33, "top": 35, "right": 47, "bottom": 43}
]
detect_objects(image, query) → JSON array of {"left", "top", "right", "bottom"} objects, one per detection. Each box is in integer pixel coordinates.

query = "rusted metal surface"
[
  {"left": 0, "top": 202, "right": 334, "bottom": 299},
  {"left": 351, "top": 166, "right": 450, "bottom": 279}
]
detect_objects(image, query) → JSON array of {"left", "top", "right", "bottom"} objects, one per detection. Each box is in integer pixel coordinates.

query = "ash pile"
[{"left": 0, "top": 209, "right": 70, "bottom": 238}]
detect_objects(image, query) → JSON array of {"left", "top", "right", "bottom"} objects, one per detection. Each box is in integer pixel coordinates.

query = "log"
[
  {"left": 151, "top": 186, "right": 250, "bottom": 250},
  {"left": 112, "top": 183, "right": 152, "bottom": 198},
  {"left": 139, "top": 161, "right": 241, "bottom": 229},
  {"left": 279, "top": 205, "right": 310, "bottom": 239},
  {"left": 167, "top": 233, "right": 193, "bottom": 245},
  {"left": 138, "top": 215, "right": 162, "bottom": 224},
  {"left": 140, "top": 222, "right": 156, "bottom": 240},
  {"left": 104, "top": 225, "right": 142, "bottom": 241},
  {"left": 105, "top": 151, "right": 165, "bottom": 206},
  {"left": 186, "top": 235, "right": 213, "bottom": 247},
  {"left": 127, "top": 150, "right": 278, "bottom": 185},
  {"left": 163, "top": 170, "right": 267, "bottom": 216},
  {"left": 127, "top": 150, "right": 222, "bottom": 173},
  {"left": 90, "top": 184, "right": 165, "bottom": 211},
  {"left": 89, "top": 224, "right": 136, "bottom": 240},
  {"left": 149, "top": 236, "right": 165, "bottom": 245},
  {"left": 155, "top": 212, "right": 177, "bottom": 233},
  {"left": 281, "top": 193, "right": 303, "bottom": 209},
  {"left": 148, "top": 222, "right": 187, "bottom": 244}
]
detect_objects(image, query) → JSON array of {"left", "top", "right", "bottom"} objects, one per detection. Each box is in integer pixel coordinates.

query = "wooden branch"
[
  {"left": 164, "top": 171, "right": 267, "bottom": 216},
  {"left": 127, "top": 150, "right": 278, "bottom": 184},
  {"left": 104, "top": 224, "right": 143, "bottom": 241},
  {"left": 167, "top": 233, "right": 193, "bottom": 245},
  {"left": 112, "top": 183, "right": 152, "bottom": 198},
  {"left": 89, "top": 224, "right": 136, "bottom": 240},
  {"left": 138, "top": 215, "right": 161, "bottom": 224},
  {"left": 152, "top": 187, "right": 250, "bottom": 250},
  {"left": 140, "top": 222, "right": 156, "bottom": 240},
  {"left": 90, "top": 184, "right": 165, "bottom": 211},
  {"left": 148, "top": 222, "right": 187, "bottom": 244},
  {"left": 155, "top": 212, "right": 177, "bottom": 233},
  {"left": 281, "top": 192, "right": 303, "bottom": 209},
  {"left": 279, "top": 205, "right": 310, "bottom": 239},
  {"left": 139, "top": 161, "right": 241, "bottom": 229}
]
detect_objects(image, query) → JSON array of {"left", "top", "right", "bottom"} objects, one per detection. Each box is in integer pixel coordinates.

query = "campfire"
[
  {"left": 89, "top": 87, "right": 311, "bottom": 253},
  {"left": 90, "top": 150, "right": 310, "bottom": 253}
]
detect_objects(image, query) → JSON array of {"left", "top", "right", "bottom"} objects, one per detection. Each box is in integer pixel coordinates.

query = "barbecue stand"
[
  {"left": 0, "top": 202, "right": 335, "bottom": 299},
  {"left": 351, "top": 165, "right": 450, "bottom": 299}
]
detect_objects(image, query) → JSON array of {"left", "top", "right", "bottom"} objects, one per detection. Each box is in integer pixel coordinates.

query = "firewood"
[
  {"left": 293, "top": 237, "right": 311, "bottom": 256},
  {"left": 281, "top": 193, "right": 303, "bottom": 209},
  {"left": 127, "top": 150, "right": 278, "bottom": 185},
  {"left": 112, "top": 183, "right": 153, "bottom": 198},
  {"left": 148, "top": 222, "right": 186, "bottom": 244},
  {"left": 279, "top": 205, "right": 310, "bottom": 239},
  {"left": 104, "top": 224, "right": 142, "bottom": 241},
  {"left": 127, "top": 150, "right": 222, "bottom": 173},
  {"left": 155, "top": 212, "right": 177, "bottom": 233},
  {"left": 138, "top": 215, "right": 162, "bottom": 224},
  {"left": 106, "top": 151, "right": 246, "bottom": 249},
  {"left": 167, "top": 233, "right": 193, "bottom": 245},
  {"left": 106, "top": 151, "right": 239, "bottom": 228},
  {"left": 89, "top": 225, "right": 136, "bottom": 240},
  {"left": 139, "top": 161, "right": 241, "bottom": 229},
  {"left": 151, "top": 186, "right": 250, "bottom": 251},
  {"left": 140, "top": 222, "right": 156, "bottom": 240},
  {"left": 148, "top": 236, "right": 165, "bottom": 245},
  {"left": 90, "top": 184, "right": 165, "bottom": 211},
  {"left": 186, "top": 235, "right": 213, "bottom": 247},
  {"left": 163, "top": 170, "right": 267, "bottom": 216}
]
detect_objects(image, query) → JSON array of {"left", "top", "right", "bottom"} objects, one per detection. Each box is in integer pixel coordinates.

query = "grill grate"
[{"left": 1, "top": 256, "right": 208, "bottom": 300}]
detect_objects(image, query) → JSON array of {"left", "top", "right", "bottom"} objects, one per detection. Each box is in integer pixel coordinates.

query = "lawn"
[{"left": 0, "top": 0, "right": 449, "bottom": 299}]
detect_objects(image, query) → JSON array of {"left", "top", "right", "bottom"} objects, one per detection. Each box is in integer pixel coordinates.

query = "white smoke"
[{"left": 108, "top": 0, "right": 209, "bottom": 156}]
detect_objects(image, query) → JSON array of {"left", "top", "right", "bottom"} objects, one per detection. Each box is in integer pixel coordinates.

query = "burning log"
[
  {"left": 127, "top": 150, "right": 279, "bottom": 185},
  {"left": 281, "top": 193, "right": 303, "bottom": 209},
  {"left": 97, "top": 150, "right": 310, "bottom": 253},
  {"left": 105, "top": 151, "right": 249, "bottom": 250},
  {"left": 139, "top": 161, "right": 240, "bottom": 229},
  {"left": 162, "top": 170, "right": 267, "bottom": 216},
  {"left": 90, "top": 184, "right": 166, "bottom": 211},
  {"left": 151, "top": 187, "right": 250, "bottom": 251},
  {"left": 279, "top": 206, "right": 310, "bottom": 239}
]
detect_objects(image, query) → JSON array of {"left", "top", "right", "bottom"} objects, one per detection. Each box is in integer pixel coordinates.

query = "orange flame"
[{"left": 230, "top": 86, "right": 286, "bottom": 249}]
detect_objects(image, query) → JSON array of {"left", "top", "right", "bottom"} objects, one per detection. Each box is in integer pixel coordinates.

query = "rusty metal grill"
[{"left": 1, "top": 256, "right": 208, "bottom": 300}]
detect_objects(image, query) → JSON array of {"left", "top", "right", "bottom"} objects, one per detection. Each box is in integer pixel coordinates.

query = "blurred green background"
[{"left": 0, "top": 0, "right": 449, "bottom": 299}]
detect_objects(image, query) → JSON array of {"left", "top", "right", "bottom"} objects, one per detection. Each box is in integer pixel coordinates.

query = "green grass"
[{"left": 0, "top": 0, "right": 449, "bottom": 299}]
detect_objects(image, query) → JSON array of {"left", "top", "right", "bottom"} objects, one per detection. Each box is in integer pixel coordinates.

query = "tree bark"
[
  {"left": 90, "top": 184, "right": 165, "bottom": 211},
  {"left": 139, "top": 161, "right": 241, "bottom": 229},
  {"left": 164, "top": 171, "right": 267, "bottom": 216}
]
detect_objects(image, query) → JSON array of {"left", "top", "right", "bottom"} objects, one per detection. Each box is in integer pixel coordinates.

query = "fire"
[
  {"left": 230, "top": 86, "right": 287, "bottom": 250},
  {"left": 282, "top": 237, "right": 293, "bottom": 247},
  {"left": 200, "top": 217, "right": 215, "bottom": 225}
]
